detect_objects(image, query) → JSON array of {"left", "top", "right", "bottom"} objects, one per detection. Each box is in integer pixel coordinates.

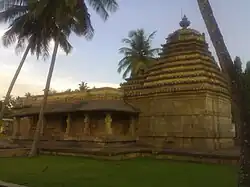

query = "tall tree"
[
  {"left": 243, "top": 62, "right": 250, "bottom": 113},
  {"left": 28, "top": 0, "right": 118, "bottom": 157},
  {"left": 118, "top": 29, "right": 160, "bottom": 79},
  {"left": 0, "top": 0, "right": 71, "bottom": 123},
  {"left": 234, "top": 56, "right": 243, "bottom": 75},
  {"left": 78, "top": 81, "right": 89, "bottom": 91},
  {"left": 232, "top": 56, "right": 243, "bottom": 143},
  {"left": 0, "top": 0, "right": 73, "bottom": 157},
  {"left": 244, "top": 62, "right": 250, "bottom": 117},
  {"left": 246, "top": 61, "right": 250, "bottom": 73},
  {"left": 196, "top": 0, "right": 250, "bottom": 186}
]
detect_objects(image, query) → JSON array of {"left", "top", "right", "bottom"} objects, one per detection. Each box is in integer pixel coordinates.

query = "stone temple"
[{"left": 8, "top": 16, "right": 234, "bottom": 151}]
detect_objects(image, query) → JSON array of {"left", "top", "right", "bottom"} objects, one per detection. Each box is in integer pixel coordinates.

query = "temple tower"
[{"left": 122, "top": 16, "right": 234, "bottom": 151}]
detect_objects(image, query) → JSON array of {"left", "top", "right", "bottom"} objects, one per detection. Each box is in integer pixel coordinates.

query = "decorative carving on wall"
[
  {"left": 83, "top": 114, "right": 90, "bottom": 135},
  {"left": 65, "top": 113, "right": 72, "bottom": 135},
  {"left": 105, "top": 113, "right": 112, "bottom": 135}
]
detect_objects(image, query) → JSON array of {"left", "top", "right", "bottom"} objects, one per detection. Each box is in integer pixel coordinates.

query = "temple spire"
[{"left": 179, "top": 15, "right": 190, "bottom": 29}]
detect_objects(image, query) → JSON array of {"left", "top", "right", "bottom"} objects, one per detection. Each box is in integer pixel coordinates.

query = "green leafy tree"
[
  {"left": 243, "top": 61, "right": 250, "bottom": 115},
  {"left": 118, "top": 29, "right": 160, "bottom": 79},
  {"left": 234, "top": 56, "right": 243, "bottom": 75},
  {"left": 78, "top": 81, "right": 89, "bottom": 91}
]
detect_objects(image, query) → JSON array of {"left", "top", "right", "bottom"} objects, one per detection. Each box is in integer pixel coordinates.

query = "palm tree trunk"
[
  {"left": 29, "top": 36, "right": 60, "bottom": 157},
  {"left": 196, "top": 0, "right": 250, "bottom": 186},
  {"left": 0, "top": 43, "right": 31, "bottom": 120},
  {"left": 196, "top": 0, "right": 241, "bottom": 141}
]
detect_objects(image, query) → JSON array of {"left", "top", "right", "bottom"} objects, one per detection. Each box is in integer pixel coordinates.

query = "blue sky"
[{"left": 0, "top": 0, "right": 249, "bottom": 97}]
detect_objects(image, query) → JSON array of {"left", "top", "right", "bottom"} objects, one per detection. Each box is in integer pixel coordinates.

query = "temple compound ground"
[{"left": 0, "top": 156, "right": 237, "bottom": 187}]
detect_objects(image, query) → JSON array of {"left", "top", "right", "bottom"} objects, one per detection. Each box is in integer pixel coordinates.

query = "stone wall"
[{"left": 127, "top": 92, "right": 234, "bottom": 151}]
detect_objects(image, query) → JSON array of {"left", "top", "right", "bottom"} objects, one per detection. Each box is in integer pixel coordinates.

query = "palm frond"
[
  {"left": 0, "top": 4, "right": 28, "bottom": 23},
  {"left": 118, "top": 47, "right": 135, "bottom": 55},
  {"left": 147, "top": 30, "right": 157, "bottom": 42},
  {"left": 118, "top": 28, "right": 159, "bottom": 78},
  {"left": 0, "top": 0, "right": 28, "bottom": 10},
  {"left": 148, "top": 48, "right": 161, "bottom": 56},
  {"left": 58, "top": 31, "right": 72, "bottom": 55},
  {"left": 118, "top": 56, "right": 131, "bottom": 68},
  {"left": 121, "top": 38, "right": 132, "bottom": 44},
  {"left": 71, "top": 1, "right": 94, "bottom": 40},
  {"left": 2, "top": 13, "right": 26, "bottom": 47},
  {"left": 2, "top": 27, "right": 17, "bottom": 47},
  {"left": 1, "top": 0, "right": 118, "bottom": 62},
  {"left": 15, "top": 36, "right": 26, "bottom": 54},
  {"left": 122, "top": 63, "right": 132, "bottom": 79},
  {"left": 86, "top": 0, "right": 118, "bottom": 21}
]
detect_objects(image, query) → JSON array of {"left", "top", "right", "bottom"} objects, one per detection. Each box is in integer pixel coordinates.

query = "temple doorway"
[{"left": 61, "top": 115, "right": 67, "bottom": 132}]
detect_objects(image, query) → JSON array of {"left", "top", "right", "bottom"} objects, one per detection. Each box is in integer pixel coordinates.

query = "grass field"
[{"left": 0, "top": 156, "right": 237, "bottom": 187}]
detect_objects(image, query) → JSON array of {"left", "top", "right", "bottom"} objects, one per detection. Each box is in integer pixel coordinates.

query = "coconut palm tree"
[
  {"left": 0, "top": 1, "right": 74, "bottom": 157},
  {"left": 0, "top": 1, "right": 72, "bottom": 123},
  {"left": 196, "top": 0, "right": 250, "bottom": 186},
  {"left": 27, "top": 0, "right": 118, "bottom": 157},
  {"left": 118, "top": 29, "right": 160, "bottom": 79},
  {"left": 196, "top": 0, "right": 243, "bottom": 141}
]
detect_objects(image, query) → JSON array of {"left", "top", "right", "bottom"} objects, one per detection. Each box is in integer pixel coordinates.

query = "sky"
[{"left": 0, "top": 0, "right": 249, "bottom": 98}]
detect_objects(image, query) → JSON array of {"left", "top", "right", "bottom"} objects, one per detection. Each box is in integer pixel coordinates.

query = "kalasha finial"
[{"left": 179, "top": 15, "right": 190, "bottom": 29}]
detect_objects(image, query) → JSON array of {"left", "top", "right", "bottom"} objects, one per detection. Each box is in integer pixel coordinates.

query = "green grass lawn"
[{"left": 0, "top": 156, "right": 237, "bottom": 187}]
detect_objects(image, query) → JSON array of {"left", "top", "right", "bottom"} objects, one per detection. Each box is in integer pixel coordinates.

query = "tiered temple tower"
[{"left": 122, "top": 15, "right": 234, "bottom": 151}]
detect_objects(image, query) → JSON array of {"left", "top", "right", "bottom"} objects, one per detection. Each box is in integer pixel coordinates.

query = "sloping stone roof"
[{"left": 10, "top": 100, "right": 139, "bottom": 117}]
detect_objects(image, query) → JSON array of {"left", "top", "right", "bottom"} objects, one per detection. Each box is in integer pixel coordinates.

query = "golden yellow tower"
[{"left": 122, "top": 15, "right": 234, "bottom": 151}]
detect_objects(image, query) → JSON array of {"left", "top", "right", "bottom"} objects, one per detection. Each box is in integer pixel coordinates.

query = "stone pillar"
[
  {"left": 105, "top": 113, "right": 112, "bottom": 135},
  {"left": 65, "top": 113, "right": 72, "bottom": 137},
  {"left": 13, "top": 117, "right": 21, "bottom": 138},
  {"left": 83, "top": 114, "right": 90, "bottom": 135},
  {"left": 129, "top": 116, "right": 136, "bottom": 136}
]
